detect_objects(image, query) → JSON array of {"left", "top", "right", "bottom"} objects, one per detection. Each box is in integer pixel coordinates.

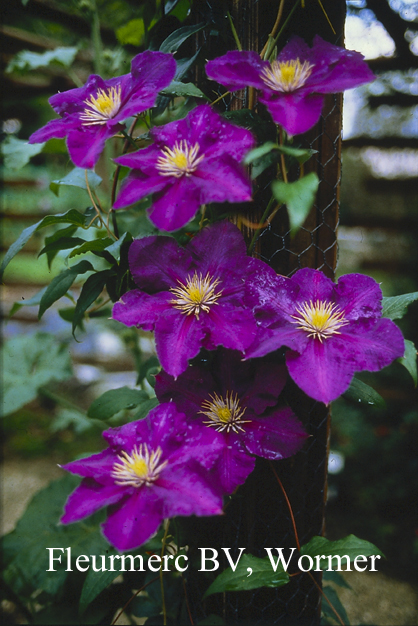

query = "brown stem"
[{"left": 260, "top": 0, "right": 286, "bottom": 59}]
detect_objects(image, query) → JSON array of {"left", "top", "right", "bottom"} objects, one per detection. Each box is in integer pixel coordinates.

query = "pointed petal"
[
  {"left": 61, "top": 479, "right": 123, "bottom": 524},
  {"left": 206, "top": 51, "right": 268, "bottom": 91},
  {"left": 244, "top": 408, "right": 308, "bottom": 459},
  {"left": 112, "top": 289, "right": 171, "bottom": 330},
  {"left": 260, "top": 92, "right": 324, "bottom": 136},
  {"left": 155, "top": 309, "right": 207, "bottom": 378}
]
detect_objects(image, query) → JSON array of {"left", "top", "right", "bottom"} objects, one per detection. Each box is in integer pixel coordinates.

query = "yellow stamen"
[
  {"left": 112, "top": 444, "right": 167, "bottom": 488},
  {"left": 80, "top": 86, "right": 122, "bottom": 126},
  {"left": 170, "top": 272, "right": 222, "bottom": 319},
  {"left": 200, "top": 391, "right": 251, "bottom": 434},
  {"left": 261, "top": 58, "right": 314, "bottom": 93},
  {"left": 156, "top": 140, "right": 205, "bottom": 178},
  {"left": 291, "top": 300, "right": 348, "bottom": 342}
]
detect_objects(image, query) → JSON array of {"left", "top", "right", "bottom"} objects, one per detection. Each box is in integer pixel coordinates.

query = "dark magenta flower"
[
  {"left": 155, "top": 349, "right": 308, "bottom": 494},
  {"left": 112, "top": 221, "right": 260, "bottom": 377},
  {"left": 112, "top": 104, "right": 254, "bottom": 231},
  {"left": 61, "top": 404, "right": 224, "bottom": 551},
  {"left": 245, "top": 266, "right": 405, "bottom": 405},
  {"left": 205, "top": 36, "right": 375, "bottom": 135},
  {"left": 28, "top": 51, "right": 176, "bottom": 169}
]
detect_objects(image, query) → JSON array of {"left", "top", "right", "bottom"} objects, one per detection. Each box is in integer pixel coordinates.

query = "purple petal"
[
  {"left": 112, "top": 289, "right": 171, "bottom": 331},
  {"left": 204, "top": 305, "right": 258, "bottom": 354},
  {"left": 155, "top": 309, "right": 208, "bottom": 378},
  {"left": 148, "top": 177, "right": 202, "bottom": 231},
  {"left": 286, "top": 339, "right": 356, "bottom": 405},
  {"left": 103, "top": 488, "right": 163, "bottom": 551},
  {"left": 49, "top": 75, "right": 108, "bottom": 114},
  {"left": 214, "top": 440, "right": 256, "bottom": 494},
  {"left": 113, "top": 171, "right": 167, "bottom": 210},
  {"left": 28, "top": 118, "right": 72, "bottom": 144},
  {"left": 156, "top": 469, "right": 223, "bottom": 517},
  {"left": 61, "top": 479, "right": 123, "bottom": 524},
  {"left": 205, "top": 51, "right": 269, "bottom": 91},
  {"left": 187, "top": 221, "right": 248, "bottom": 277},
  {"left": 61, "top": 449, "right": 116, "bottom": 482},
  {"left": 259, "top": 91, "right": 324, "bottom": 135},
  {"left": 291, "top": 268, "right": 335, "bottom": 302},
  {"left": 243, "top": 408, "right": 308, "bottom": 459},
  {"left": 337, "top": 318, "right": 405, "bottom": 372},
  {"left": 128, "top": 235, "right": 192, "bottom": 291},
  {"left": 66, "top": 125, "right": 117, "bottom": 169},
  {"left": 335, "top": 273, "right": 383, "bottom": 320},
  {"left": 241, "top": 360, "right": 288, "bottom": 414},
  {"left": 193, "top": 158, "right": 252, "bottom": 204},
  {"left": 155, "top": 367, "right": 214, "bottom": 415}
]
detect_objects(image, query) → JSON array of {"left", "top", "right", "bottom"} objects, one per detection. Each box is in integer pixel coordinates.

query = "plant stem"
[
  {"left": 227, "top": 11, "right": 242, "bottom": 51},
  {"left": 266, "top": 0, "right": 301, "bottom": 61},
  {"left": 260, "top": 0, "right": 286, "bottom": 59}
]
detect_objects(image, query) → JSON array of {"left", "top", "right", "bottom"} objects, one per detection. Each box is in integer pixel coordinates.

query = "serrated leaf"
[
  {"left": 161, "top": 80, "right": 209, "bottom": 100},
  {"left": 50, "top": 168, "right": 102, "bottom": 196},
  {"left": 382, "top": 292, "right": 418, "bottom": 320},
  {"left": 397, "top": 339, "right": 417, "bottom": 386},
  {"left": 116, "top": 18, "right": 145, "bottom": 46},
  {"left": 159, "top": 22, "right": 207, "bottom": 53},
  {"left": 301, "top": 535, "right": 384, "bottom": 569},
  {"left": 272, "top": 173, "right": 319, "bottom": 235},
  {"left": 203, "top": 553, "right": 289, "bottom": 597},
  {"left": 1, "top": 136, "right": 45, "bottom": 170},
  {"left": 7, "top": 47, "right": 78, "bottom": 73},
  {"left": 68, "top": 237, "right": 114, "bottom": 259},
  {"left": 343, "top": 377, "right": 386, "bottom": 408},
  {"left": 321, "top": 586, "right": 351, "bottom": 625},
  {"left": 87, "top": 387, "right": 150, "bottom": 420},
  {"left": 38, "top": 260, "right": 94, "bottom": 319},
  {"left": 0, "top": 209, "right": 89, "bottom": 281},
  {"left": 2, "top": 332, "right": 72, "bottom": 416}
]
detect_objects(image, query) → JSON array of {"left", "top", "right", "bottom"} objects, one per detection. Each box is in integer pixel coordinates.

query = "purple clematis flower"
[
  {"left": 61, "top": 404, "right": 224, "bottom": 551},
  {"left": 113, "top": 104, "right": 254, "bottom": 231},
  {"left": 205, "top": 36, "right": 375, "bottom": 135},
  {"left": 112, "top": 221, "right": 260, "bottom": 378},
  {"left": 28, "top": 51, "right": 176, "bottom": 169},
  {"left": 155, "top": 349, "right": 308, "bottom": 494},
  {"left": 245, "top": 266, "right": 405, "bottom": 405}
]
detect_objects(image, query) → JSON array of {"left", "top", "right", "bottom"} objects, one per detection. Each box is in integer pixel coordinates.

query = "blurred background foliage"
[{"left": 1, "top": 0, "right": 418, "bottom": 620}]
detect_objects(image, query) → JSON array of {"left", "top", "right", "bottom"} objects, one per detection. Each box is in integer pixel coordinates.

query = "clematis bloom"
[
  {"left": 245, "top": 266, "right": 405, "bottom": 405},
  {"left": 155, "top": 349, "right": 308, "bottom": 494},
  {"left": 28, "top": 51, "right": 176, "bottom": 169},
  {"left": 113, "top": 104, "right": 254, "bottom": 231},
  {"left": 61, "top": 404, "right": 224, "bottom": 551},
  {"left": 112, "top": 221, "right": 260, "bottom": 378},
  {"left": 205, "top": 36, "right": 375, "bottom": 135}
]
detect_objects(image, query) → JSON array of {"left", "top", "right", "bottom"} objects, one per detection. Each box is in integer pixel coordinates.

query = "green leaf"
[
  {"left": 7, "top": 47, "right": 78, "bottom": 73},
  {"left": 87, "top": 387, "right": 150, "bottom": 421},
  {"left": 39, "top": 225, "right": 80, "bottom": 268},
  {"left": 68, "top": 237, "right": 114, "bottom": 259},
  {"left": 343, "top": 377, "right": 386, "bottom": 408},
  {"left": 382, "top": 291, "right": 418, "bottom": 320},
  {"left": 38, "top": 260, "right": 94, "bottom": 319},
  {"left": 133, "top": 397, "right": 159, "bottom": 421},
  {"left": 301, "top": 535, "right": 384, "bottom": 569},
  {"left": 79, "top": 565, "right": 120, "bottom": 614},
  {"left": 50, "top": 168, "right": 102, "bottom": 196},
  {"left": 277, "top": 145, "right": 317, "bottom": 164},
  {"left": 159, "top": 22, "right": 207, "bottom": 53},
  {"left": 244, "top": 142, "right": 278, "bottom": 165},
  {"left": 322, "top": 570, "right": 352, "bottom": 589},
  {"left": 397, "top": 339, "right": 417, "bottom": 386},
  {"left": 1, "top": 136, "right": 45, "bottom": 169},
  {"left": 72, "top": 269, "right": 113, "bottom": 335},
  {"left": 2, "top": 332, "right": 72, "bottom": 416},
  {"left": 203, "top": 553, "right": 289, "bottom": 597},
  {"left": 321, "top": 586, "right": 350, "bottom": 625},
  {"left": 116, "top": 19, "right": 146, "bottom": 46},
  {"left": 9, "top": 286, "right": 48, "bottom": 317},
  {"left": 2, "top": 475, "right": 110, "bottom": 599},
  {"left": 39, "top": 236, "right": 86, "bottom": 259},
  {"left": 272, "top": 173, "right": 319, "bottom": 235},
  {"left": 104, "top": 231, "right": 132, "bottom": 263},
  {"left": 0, "top": 209, "right": 89, "bottom": 281},
  {"left": 161, "top": 80, "right": 209, "bottom": 100}
]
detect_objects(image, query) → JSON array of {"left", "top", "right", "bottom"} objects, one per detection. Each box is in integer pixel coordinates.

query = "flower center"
[
  {"left": 290, "top": 300, "right": 348, "bottom": 342},
  {"left": 156, "top": 140, "right": 205, "bottom": 178},
  {"left": 80, "top": 86, "right": 122, "bottom": 126},
  {"left": 200, "top": 391, "right": 251, "bottom": 433},
  {"left": 111, "top": 444, "right": 167, "bottom": 487},
  {"left": 169, "top": 272, "right": 222, "bottom": 319},
  {"left": 261, "top": 59, "right": 314, "bottom": 93}
]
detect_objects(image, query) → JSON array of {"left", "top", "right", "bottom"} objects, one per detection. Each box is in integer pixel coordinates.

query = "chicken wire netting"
[{"left": 185, "top": 1, "right": 345, "bottom": 623}]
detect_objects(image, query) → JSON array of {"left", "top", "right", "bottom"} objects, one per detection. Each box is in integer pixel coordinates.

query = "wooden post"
[{"left": 191, "top": 1, "right": 346, "bottom": 622}]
